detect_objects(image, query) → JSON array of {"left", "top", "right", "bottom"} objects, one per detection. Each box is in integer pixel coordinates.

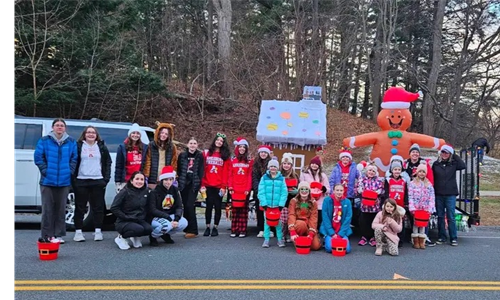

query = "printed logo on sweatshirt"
[
  {"left": 206, "top": 156, "right": 224, "bottom": 166},
  {"left": 162, "top": 194, "right": 174, "bottom": 209},
  {"left": 210, "top": 165, "right": 218, "bottom": 174},
  {"left": 237, "top": 167, "right": 245, "bottom": 175}
]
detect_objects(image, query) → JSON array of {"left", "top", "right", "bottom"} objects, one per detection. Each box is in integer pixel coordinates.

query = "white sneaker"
[
  {"left": 50, "top": 237, "right": 62, "bottom": 244},
  {"left": 114, "top": 235, "right": 130, "bottom": 250},
  {"left": 93, "top": 232, "right": 103, "bottom": 241},
  {"left": 129, "top": 237, "right": 142, "bottom": 248},
  {"left": 73, "top": 232, "right": 85, "bottom": 242},
  {"left": 257, "top": 231, "right": 264, "bottom": 238},
  {"left": 54, "top": 237, "right": 65, "bottom": 244}
]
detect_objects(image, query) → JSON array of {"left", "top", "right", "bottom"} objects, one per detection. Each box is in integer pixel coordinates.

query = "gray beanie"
[
  {"left": 409, "top": 143, "right": 420, "bottom": 154},
  {"left": 390, "top": 160, "right": 402, "bottom": 171},
  {"left": 267, "top": 159, "right": 280, "bottom": 169}
]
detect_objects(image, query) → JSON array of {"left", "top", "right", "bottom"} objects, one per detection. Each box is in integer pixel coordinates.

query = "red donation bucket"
[
  {"left": 295, "top": 236, "right": 312, "bottom": 255},
  {"left": 265, "top": 207, "right": 281, "bottom": 227},
  {"left": 361, "top": 190, "right": 378, "bottom": 207},
  {"left": 285, "top": 178, "right": 298, "bottom": 190},
  {"left": 231, "top": 191, "right": 247, "bottom": 208},
  {"left": 37, "top": 241, "right": 59, "bottom": 261},
  {"left": 414, "top": 210, "right": 430, "bottom": 227},
  {"left": 331, "top": 238, "right": 347, "bottom": 257}
]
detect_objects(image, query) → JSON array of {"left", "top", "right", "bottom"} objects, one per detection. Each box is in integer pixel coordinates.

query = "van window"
[
  {"left": 15, "top": 123, "right": 42, "bottom": 149},
  {"left": 66, "top": 125, "right": 128, "bottom": 152}
]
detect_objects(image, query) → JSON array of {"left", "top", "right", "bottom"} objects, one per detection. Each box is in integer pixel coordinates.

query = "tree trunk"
[
  {"left": 206, "top": 0, "right": 214, "bottom": 84},
  {"left": 422, "top": 0, "right": 446, "bottom": 136},
  {"left": 212, "top": 0, "right": 232, "bottom": 99}
]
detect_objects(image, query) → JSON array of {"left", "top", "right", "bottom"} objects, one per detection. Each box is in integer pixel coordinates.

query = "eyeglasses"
[
  {"left": 300, "top": 188, "right": 309, "bottom": 191},
  {"left": 216, "top": 132, "right": 226, "bottom": 139}
]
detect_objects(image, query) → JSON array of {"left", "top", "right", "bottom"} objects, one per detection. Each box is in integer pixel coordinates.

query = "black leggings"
[
  {"left": 255, "top": 195, "right": 264, "bottom": 231},
  {"left": 118, "top": 220, "right": 153, "bottom": 238},
  {"left": 359, "top": 212, "right": 376, "bottom": 239},
  {"left": 205, "top": 186, "right": 223, "bottom": 226},
  {"left": 181, "top": 183, "right": 199, "bottom": 234}
]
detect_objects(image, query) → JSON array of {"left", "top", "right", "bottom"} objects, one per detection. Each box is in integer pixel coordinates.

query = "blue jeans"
[
  {"left": 324, "top": 236, "right": 351, "bottom": 254},
  {"left": 435, "top": 196, "right": 457, "bottom": 242}
]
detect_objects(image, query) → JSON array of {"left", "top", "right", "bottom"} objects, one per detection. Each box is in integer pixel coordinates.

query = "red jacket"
[
  {"left": 228, "top": 157, "right": 253, "bottom": 193},
  {"left": 201, "top": 150, "right": 229, "bottom": 188}
]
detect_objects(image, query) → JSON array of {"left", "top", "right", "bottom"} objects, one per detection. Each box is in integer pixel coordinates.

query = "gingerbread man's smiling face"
[{"left": 377, "top": 108, "right": 412, "bottom": 131}]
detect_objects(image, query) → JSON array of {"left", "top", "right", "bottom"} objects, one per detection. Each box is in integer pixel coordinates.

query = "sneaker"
[
  {"left": 369, "top": 237, "right": 377, "bottom": 247},
  {"left": 270, "top": 232, "right": 275, "bottom": 238},
  {"left": 93, "top": 232, "right": 103, "bottom": 241},
  {"left": 56, "top": 237, "right": 65, "bottom": 244},
  {"left": 73, "top": 232, "right": 85, "bottom": 242},
  {"left": 149, "top": 235, "right": 159, "bottom": 247},
  {"left": 262, "top": 240, "right": 270, "bottom": 248},
  {"left": 114, "top": 235, "right": 130, "bottom": 250},
  {"left": 238, "top": 233, "right": 246, "bottom": 238},
  {"left": 450, "top": 240, "right": 458, "bottom": 246},
  {"left": 230, "top": 232, "right": 237, "bottom": 238},
  {"left": 203, "top": 227, "right": 211, "bottom": 236},
  {"left": 257, "top": 231, "right": 264, "bottom": 238},
  {"left": 277, "top": 240, "right": 286, "bottom": 248},
  {"left": 285, "top": 235, "right": 291, "bottom": 243},
  {"left": 184, "top": 233, "right": 198, "bottom": 239},
  {"left": 358, "top": 237, "right": 368, "bottom": 246},
  {"left": 436, "top": 238, "right": 446, "bottom": 245},
  {"left": 129, "top": 237, "right": 142, "bottom": 248},
  {"left": 211, "top": 227, "right": 219, "bottom": 237},
  {"left": 425, "top": 238, "right": 436, "bottom": 247},
  {"left": 50, "top": 237, "right": 61, "bottom": 244},
  {"left": 161, "top": 234, "right": 175, "bottom": 244}
]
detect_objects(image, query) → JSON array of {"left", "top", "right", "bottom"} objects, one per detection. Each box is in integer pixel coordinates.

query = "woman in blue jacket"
[{"left": 321, "top": 184, "right": 353, "bottom": 254}]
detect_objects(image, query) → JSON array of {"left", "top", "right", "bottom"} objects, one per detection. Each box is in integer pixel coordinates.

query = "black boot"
[
  {"left": 149, "top": 235, "right": 159, "bottom": 247},
  {"left": 160, "top": 233, "right": 175, "bottom": 244}
]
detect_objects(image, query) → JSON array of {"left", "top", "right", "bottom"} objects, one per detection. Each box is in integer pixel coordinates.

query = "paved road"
[{"left": 14, "top": 217, "right": 500, "bottom": 300}]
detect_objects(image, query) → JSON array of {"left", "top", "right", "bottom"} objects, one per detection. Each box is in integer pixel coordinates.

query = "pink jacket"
[
  {"left": 372, "top": 210, "right": 404, "bottom": 244},
  {"left": 299, "top": 170, "right": 330, "bottom": 210}
]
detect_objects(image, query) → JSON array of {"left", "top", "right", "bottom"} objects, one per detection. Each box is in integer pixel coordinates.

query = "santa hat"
[
  {"left": 357, "top": 161, "right": 367, "bottom": 172},
  {"left": 310, "top": 181, "right": 323, "bottom": 190},
  {"left": 267, "top": 159, "right": 279, "bottom": 169},
  {"left": 381, "top": 87, "right": 421, "bottom": 109},
  {"left": 281, "top": 152, "right": 293, "bottom": 164},
  {"left": 128, "top": 123, "right": 142, "bottom": 137},
  {"left": 409, "top": 143, "right": 421, "bottom": 154},
  {"left": 258, "top": 145, "right": 272, "bottom": 154},
  {"left": 440, "top": 144, "right": 454, "bottom": 154},
  {"left": 298, "top": 181, "right": 310, "bottom": 190},
  {"left": 416, "top": 161, "right": 427, "bottom": 174},
  {"left": 159, "top": 166, "right": 176, "bottom": 181},
  {"left": 233, "top": 137, "right": 249, "bottom": 147},
  {"left": 339, "top": 148, "right": 352, "bottom": 160}
]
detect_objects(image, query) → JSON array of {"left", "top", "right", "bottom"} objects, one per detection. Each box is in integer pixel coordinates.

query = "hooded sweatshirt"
[{"left": 143, "top": 123, "right": 178, "bottom": 182}]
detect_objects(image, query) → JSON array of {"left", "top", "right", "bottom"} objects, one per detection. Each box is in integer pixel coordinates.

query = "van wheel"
[{"left": 65, "top": 192, "right": 93, "bottom": 231}]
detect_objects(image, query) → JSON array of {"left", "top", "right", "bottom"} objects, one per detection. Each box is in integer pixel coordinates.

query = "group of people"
[{"left": 34, "top": 118, "right": 466, "bottom": 256}]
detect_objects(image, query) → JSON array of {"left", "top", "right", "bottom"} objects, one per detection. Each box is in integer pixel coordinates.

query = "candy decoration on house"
[{"left": 343, "top": 87, "right": 446, "bottom": 173}]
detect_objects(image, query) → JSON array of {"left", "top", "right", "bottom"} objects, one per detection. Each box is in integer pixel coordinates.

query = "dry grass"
[{"left": 479, "top": 196, "right": 500, "bottom": 226}]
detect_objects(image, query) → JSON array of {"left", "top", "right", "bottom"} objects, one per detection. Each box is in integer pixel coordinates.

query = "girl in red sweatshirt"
[{"left": 201, "top": 132, "right": 231, "bottom": 237}]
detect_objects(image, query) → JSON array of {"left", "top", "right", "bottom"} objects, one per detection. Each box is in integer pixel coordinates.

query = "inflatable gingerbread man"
[{"left": 343, "top": 87, "right": 446, "bottom": 173}]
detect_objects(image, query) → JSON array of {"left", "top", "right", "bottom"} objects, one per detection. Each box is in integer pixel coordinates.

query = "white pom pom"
[{"left": 357, "top": 163, "right": 364, "bottom": 172}]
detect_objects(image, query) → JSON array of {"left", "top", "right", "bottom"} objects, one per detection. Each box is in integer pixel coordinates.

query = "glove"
[
  {"left": 308, "top": 231, "right": 315, "bottom": 239},
  {"left": 321, "top": 186, "right": 327, "bottom": 193},
  {"left": 279, "top": 206, "right": 283, "bottom": 211},
  {"left": 289, "top": 188, "right": 298, "bottom": 196}
]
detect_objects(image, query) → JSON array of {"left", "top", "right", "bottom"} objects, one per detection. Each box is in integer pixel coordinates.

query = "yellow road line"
[
  {"left": 15, "top": 285, "right": 500, "bottom": 291},
  {"left": 14, "top": 279, "right": 500, "bottom": 285}
]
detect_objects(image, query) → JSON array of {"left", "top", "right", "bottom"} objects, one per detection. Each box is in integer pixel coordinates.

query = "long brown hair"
[
  {"left": 381, "top": 198, "right": 402, "bottom": 224},
  {"left": 125, "top": 136, "right": 144, "bottom": 153},
  {"left": 78, "top": 126, "right": 102, "bottom": 143}
]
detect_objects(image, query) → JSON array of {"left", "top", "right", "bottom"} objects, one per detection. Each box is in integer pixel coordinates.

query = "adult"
[
  {"left": 252, "top": 145, "right": 273, "bottom": 238},
  {"left": 34, "top": 118, "right": 77, "bottom": 243},
  {"left": 143, "top": 122, "right": 178, "bottom": 189},
  {"left": 177, "top": 137, "right": 204, "bottom": 238},
  {"left": 147, "top": 166, "right": 188, "bottom": 246},
  {"left": 110, "top": 171, "right": 152, "bottom": 250},
  {"left": 201, "top": 132, "right": 231, "bottom": 237},
  {"left": 432, "top": 144, "right": 465, "bottom": 246},
  {"left": 73, "top": 126, "right": 112, "bottom": 242},
  {"left": 115, "top": 123, "right": 148, "bottom": 194},
  {"left": 288, "top": 182, "right": 321, "bottom": 251},
  {"left": 300, "top": 156, "right": 330, "bottom": 231},
  {"left": 471, "top": 137, "right": 490, "bottom": 164}
]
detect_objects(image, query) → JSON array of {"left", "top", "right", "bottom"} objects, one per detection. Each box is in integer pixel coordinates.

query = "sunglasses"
[
  {"left": 299, "top": 188, "right": 310, "bottom": 191},
  {"left": 216, "top": 132, "right": 226, "bottom": 139}
]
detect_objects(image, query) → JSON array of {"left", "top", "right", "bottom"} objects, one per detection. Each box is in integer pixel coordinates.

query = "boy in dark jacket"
[
  {"left": 432, "top": 145, "right": 465, "bottom": 246},
  {"left": 147, "top": 166, "right": 187, "bottom": 246}
]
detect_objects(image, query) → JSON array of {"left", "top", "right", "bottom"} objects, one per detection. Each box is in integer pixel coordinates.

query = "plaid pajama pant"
[
  {"left": 280, "top": 207, "right": 289, "bottom": 238},
  {"left": 231, "top": 206, "right": 249, "bottom": 234}
]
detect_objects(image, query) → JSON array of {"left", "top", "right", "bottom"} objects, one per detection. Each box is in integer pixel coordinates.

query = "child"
[
  {"left": 300, "top": 156, "right": 330, "bottom": 232},
  {"left": 384, "top": 156, "right": 409, "bottom": 247},
  {"left": 354, "top": 163, "right": 384, "bottom": 247},
  {"left": 320, "top": 184, "right": 353, "bottom": 254},
  {"left": 280, "top": 153, "right": 299, "bottom": 242},
  {"left": 408, "top": 162, "right": 435, "bottom": 249},
  {"left": 372, "top": 198, "right": 405, "bottom": 256},
  {"left": 258, "top": 159, "right": 288, "bottom": 248},
  {"left": 287, "top": 181, "right": 321, "bottom": 251},
  {"left": 227, "top": 138, "right": 253, "bottom": 238},
  {"left": 252, "top": 145, "right": 273, "bottom": 238}
]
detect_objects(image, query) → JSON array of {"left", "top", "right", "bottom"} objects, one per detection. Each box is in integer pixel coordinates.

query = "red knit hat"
[
  {"left": 381, "top": 87, "right": 421, "bottom": 109},
  {"left": 310, "top": 156, "right": 322, "bottom": 167}
]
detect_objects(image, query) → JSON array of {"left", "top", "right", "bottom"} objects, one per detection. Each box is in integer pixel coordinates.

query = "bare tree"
[{"left": 212, "top": 0, "right": 233, "bottom": 99}]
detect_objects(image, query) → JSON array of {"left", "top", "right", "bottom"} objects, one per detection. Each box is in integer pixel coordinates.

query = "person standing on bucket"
[
  {"left": 258, "top": 159, "right": 288, "bottom": 248},
  {"left": 34, "top": 118, "right": 78, "bottom": 244},
  {"left": 287, "top": 181, "right": 321, "bottom": 251},
  {"left": 320, "top": 184, "right": 353, "bottom": 254}
]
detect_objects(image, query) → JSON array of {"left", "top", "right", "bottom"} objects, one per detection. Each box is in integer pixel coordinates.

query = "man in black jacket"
[
  {"left": 471, "top": 137, "right": 490, "bottom": 164},
  {"left": 432, "top": 145, "right": 466, "bottom": 247}
]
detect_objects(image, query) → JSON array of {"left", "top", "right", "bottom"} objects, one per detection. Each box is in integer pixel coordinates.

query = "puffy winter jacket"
[{"left": 257, "top": 171, "right": 288, "bottom": 208}]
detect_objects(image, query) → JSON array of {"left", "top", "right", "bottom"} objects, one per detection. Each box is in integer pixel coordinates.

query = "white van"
[{"left": 14, "top": 115, "right": 155, "bottom": 230}]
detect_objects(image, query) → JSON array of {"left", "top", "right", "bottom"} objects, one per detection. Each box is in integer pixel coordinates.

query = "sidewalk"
[{"left": 480, "top": 191, "right": 500, "bottom": 197}]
